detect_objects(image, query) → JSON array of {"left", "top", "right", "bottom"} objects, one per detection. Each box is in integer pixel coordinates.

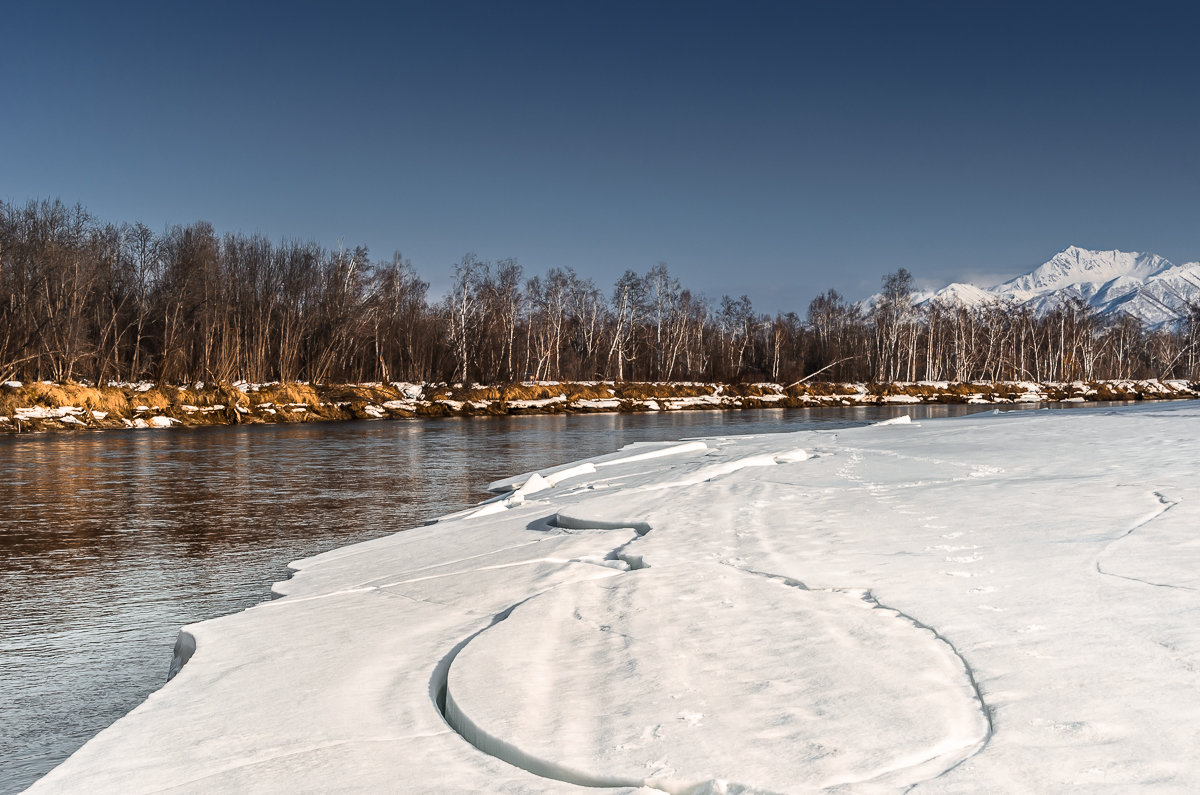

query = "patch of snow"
[
  {"left": 15, "top": 405, "right": 83, "bottom": 420},
  {"left": 571, "top": 398, "right": 621, "bottom": 409},
  {"left": 507, "top": 395, "right": 567, "bottom": 409},
  {"left": 662, "top": 395, "right": 724, "bottom": 409}
]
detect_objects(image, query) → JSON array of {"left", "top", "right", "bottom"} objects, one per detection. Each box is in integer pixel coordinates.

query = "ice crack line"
[
  {"left": 712, "top": 559, "right": 993, "bottom": 790},
  {"left": 1097, "top": 568, "right": 1197, "bottom": 592},
  {"left": 870, "top": 590, "right": 997, "bottom": 793},
  {"left": 718, "top": 560, "right": 809, "bottom": 590},
  {"left": 856, "top": 590, "right": 995, "bottom": 748},
  {"left": 434, "top": 522, "right": 660, "bottom": 791},
  {"left": 1095, "top": 491, "right": 1193, "bottom": 590},
  {"left": 433, "top": 523, "right": 776, "bottom": 794}
]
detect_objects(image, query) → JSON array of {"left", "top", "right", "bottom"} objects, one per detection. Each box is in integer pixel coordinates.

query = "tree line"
[{"left": 2, "top": 199, "right": 1198, "bottom": 385}]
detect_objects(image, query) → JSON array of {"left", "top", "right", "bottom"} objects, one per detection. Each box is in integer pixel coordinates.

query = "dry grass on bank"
[
  {"left": 788, "top": 382, "right": 861, "bottom": 397},
  {"left": 252, "top": 382, "right": 321, "bottom": 407},
  {"left": 0, "top": 382, "right": 133, "bottom": 419},
  {"left": 615, "top": 383, "right": 712, "bottom": 400},
  {"left": 2, "top": 378, "right": 1197, "bottom": 435}
]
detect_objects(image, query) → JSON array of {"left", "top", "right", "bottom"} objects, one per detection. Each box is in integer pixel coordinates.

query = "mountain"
[{"left": 915, "top": 246, "right": 1200, "bottom": 328}]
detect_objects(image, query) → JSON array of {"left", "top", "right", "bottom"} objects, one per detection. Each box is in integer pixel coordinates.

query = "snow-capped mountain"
[{"left": 916, "top": 246, "right": 1200, "bottom": 328}]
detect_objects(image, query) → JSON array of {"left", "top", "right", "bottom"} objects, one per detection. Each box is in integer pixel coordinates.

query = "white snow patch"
[
  {"left": 507, "top": 395, "right": 567, "bottom": 409},
  {"left": 571, "top": 398, "right": 621, "bottom": 410}
]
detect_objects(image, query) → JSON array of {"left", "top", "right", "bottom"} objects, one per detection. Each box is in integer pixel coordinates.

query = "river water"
[{"left": 1, "top": 403, "right": 1052, "bottom": 791}]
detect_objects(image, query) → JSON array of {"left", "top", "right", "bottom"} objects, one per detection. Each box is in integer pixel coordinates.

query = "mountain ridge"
[{"left": 910, "top": 246, "right": 1200, "bottom": 328}]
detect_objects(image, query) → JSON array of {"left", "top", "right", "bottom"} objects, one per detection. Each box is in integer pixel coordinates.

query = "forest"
[{"left": 2, "top": 199, "right": 1199, "bottom": 386}]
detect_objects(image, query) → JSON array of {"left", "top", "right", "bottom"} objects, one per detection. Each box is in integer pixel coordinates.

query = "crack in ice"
[
  {"left": 1095, "top": 491, "right": 1191, "bottom": 590},
  {"left": 437, "top": 503, "right": 993, "bottom": 793},
  {"left": 712, "top": 560, "right": 994, "bottom": 790}
]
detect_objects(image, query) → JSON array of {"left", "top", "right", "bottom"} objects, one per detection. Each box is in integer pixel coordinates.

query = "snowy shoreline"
[
  {"left": 2, "top": 378, "right": 1196, "bottom": 434},
  {"left": 30, "top": 402, "right": 1200, "bottom": 792}
]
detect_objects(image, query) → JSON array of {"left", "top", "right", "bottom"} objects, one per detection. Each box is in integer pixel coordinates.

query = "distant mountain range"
[{"left": 909, "top": 246, "right": 1200, "bottom": 328}]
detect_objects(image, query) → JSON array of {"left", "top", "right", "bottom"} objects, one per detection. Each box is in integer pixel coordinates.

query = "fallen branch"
[{"left": 788, "top": 356, "right": 860, "bottom": 388}]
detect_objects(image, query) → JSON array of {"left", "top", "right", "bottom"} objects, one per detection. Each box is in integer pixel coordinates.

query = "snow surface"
[{"left": 30, "top": 403, "right": 1200, "bottom": 793}]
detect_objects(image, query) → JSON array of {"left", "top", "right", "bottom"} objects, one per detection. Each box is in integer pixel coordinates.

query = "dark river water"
[{"left": 1, "top": 403, "right": 1059, "bottom": 791}]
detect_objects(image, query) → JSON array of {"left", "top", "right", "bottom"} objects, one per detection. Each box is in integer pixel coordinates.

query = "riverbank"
[
  {"left": 30, "top": 402, "right": 1200, "bottom": 791},
  {"left": 1, "top": 377, "right": 1197, "bottom": 433}
]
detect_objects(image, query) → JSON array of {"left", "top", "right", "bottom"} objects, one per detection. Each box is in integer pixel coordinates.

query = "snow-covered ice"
[{"left": 30, "top": 403, "right": 1200, "bottom": 793}]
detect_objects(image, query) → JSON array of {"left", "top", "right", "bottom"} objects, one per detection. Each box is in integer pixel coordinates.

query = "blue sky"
[{"left": 3, "top": 1, "right": 1198, "bottom": 312}]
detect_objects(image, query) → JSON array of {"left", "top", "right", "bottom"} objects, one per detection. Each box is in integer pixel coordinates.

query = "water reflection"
[{"left": 0, "top": 404, "right": 1036, "bottom": 790}]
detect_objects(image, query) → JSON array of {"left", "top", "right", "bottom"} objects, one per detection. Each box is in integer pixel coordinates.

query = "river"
[{"left": 1, "top": 403, "right": 1057, "bottom": 791}]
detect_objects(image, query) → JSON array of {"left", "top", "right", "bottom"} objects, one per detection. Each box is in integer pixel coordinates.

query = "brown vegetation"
[{"left": 1, "top": 379, "right": 1196, "bottom": 435}]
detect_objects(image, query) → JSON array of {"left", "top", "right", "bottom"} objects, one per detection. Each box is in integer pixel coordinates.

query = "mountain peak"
[
  {"left": 997, "top": 247, "right": 1171, "bottom": 296},
  {"left": 914, "top": 247, "right": 1196, "bottom": 328}
]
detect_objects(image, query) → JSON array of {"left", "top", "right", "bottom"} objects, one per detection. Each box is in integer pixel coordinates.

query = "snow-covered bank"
[
  {"left": 30, "top": 403, "right": 1200, "bottom": 792},
  {"left": 2, "top": 378, "right": 1197, "bottom": 434}
]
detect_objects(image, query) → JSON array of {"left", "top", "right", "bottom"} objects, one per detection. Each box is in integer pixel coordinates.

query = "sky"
[{"left": 3, "top": 1, "right": 1199, "bottom": 313}]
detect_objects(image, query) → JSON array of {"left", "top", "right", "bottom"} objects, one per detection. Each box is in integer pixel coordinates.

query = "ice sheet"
[{"left": 30, "top": 403, "right": 1200, "bottom": 793}]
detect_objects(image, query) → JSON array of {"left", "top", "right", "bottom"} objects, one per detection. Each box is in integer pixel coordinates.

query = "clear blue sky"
[{"left": 3, "top": 1, "right": 1198, "bottom": 313}]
